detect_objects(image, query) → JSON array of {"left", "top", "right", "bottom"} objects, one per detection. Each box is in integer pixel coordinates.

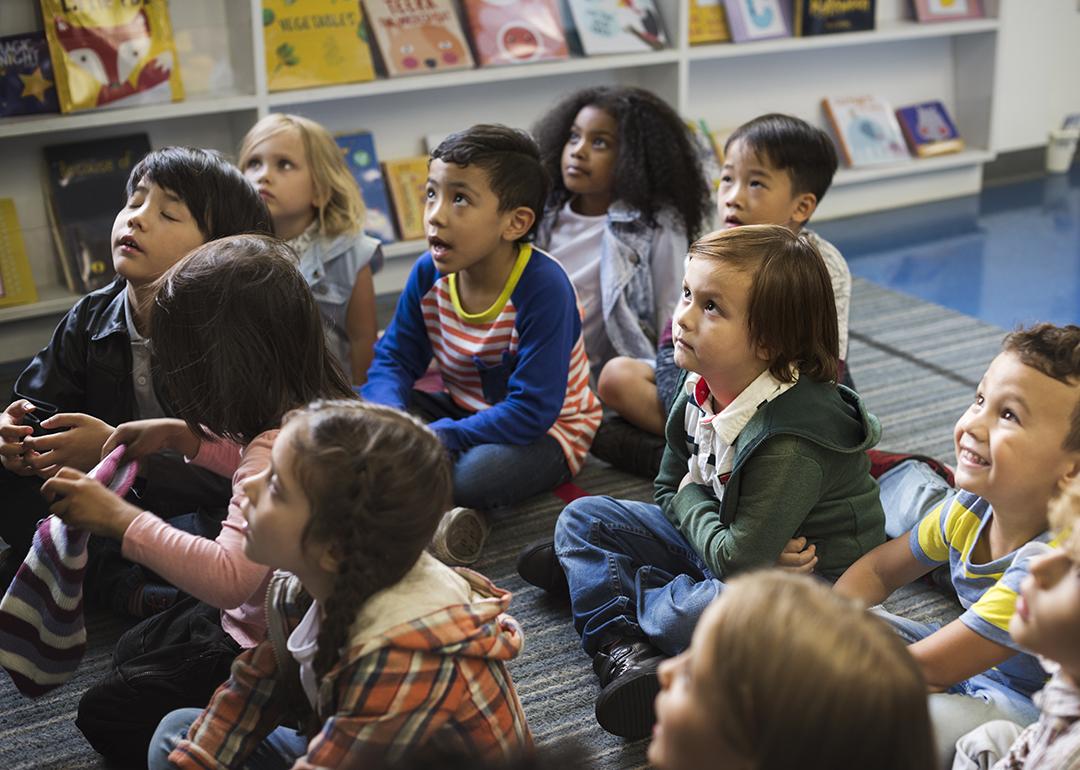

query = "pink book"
[{"left": 462, "top": 0, "right": 569, "bottom": 66}]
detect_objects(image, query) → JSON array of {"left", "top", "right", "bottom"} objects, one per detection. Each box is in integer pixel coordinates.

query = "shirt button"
[{"left": 137, "top": 376, "right": 147, "bottom": 386}]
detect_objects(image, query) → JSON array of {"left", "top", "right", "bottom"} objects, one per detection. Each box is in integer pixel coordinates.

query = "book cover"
[
  {"left": 912, "top": 0, "right": 983, "bottom": 23},
  {"left": 823, "top": 96, "right": 910, "bottom": 167},
  {"left": 263, "top": 0, "right": 376, "bottom": 92},
  {"left": 689, "top": 0, "right": 731, "bottom": 45},
  {"left": 564, "top": 0, "right": 667, "bottom": 54},
  {"left": 0, "top": 32, "right": 60, "bottom": 117},
  {"left": 723, "top": 0, "right": 792, "bottom": 42},
  {"left": 362, "top": 0, "right": 474, "bottom": 77},
  {"left": 382, "top": 156, "right": 429, "bottom": 241},
  {"left": 462, "top": 0, "right": 569, "bottom": 66},
  {"left": 335, "top": 131, "right": 398, "bottom": 244},
  {"left": 40, "top": 0, "right": 183, "bottom": 113},
  {"left": 793, "top": 0, "right": 875, "bottom": 36},
  {"left": 0, "top": 200, "right": 39, "bottom": 309},
  {"left": 685, "top": 118, "right": 723, "bottom": 193},
  {"left": 895, "top": 100, "right": 965, "bottom": 158},
  {"left": 43, "top": 133, "right": 151, "bottom": 294}
]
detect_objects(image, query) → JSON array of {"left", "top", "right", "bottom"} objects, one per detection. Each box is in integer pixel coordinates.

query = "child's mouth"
[
  {"left": 116, "top": 234, "right": 142, "bottom": 254},
  {"left": 429, "top": 236, "right": 451, "bottom": 259},
  {"left": 958, "top": 446, "right": 989, "bottom": 467},
  {"left": 565, "top": 164, "right": 587, "bottom": 177},
  {"left": 724, "top": 216, "right": 742, "bottom": 228}
]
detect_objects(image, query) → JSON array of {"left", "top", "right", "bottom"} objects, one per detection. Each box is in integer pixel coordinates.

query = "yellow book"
[
  {"left": 689, "top": 0, "right": 730, "bottom": 45},
  {"left": 382, "top": 156, "right": 430, "bottom": 242},
  {"left": 0, "top": 200, "right": 38, "bottom": 309},
  {"left": 263, "top": 0, "right": 376, "bottom": 92}
]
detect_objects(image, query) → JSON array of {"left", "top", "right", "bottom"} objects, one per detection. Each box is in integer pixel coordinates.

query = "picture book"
[
  {"left": 336, "top": 131, "right": 398, "bottom": 244},
  {"left": 382, "top": 156, "right": 429, "bottom": 241},
  {"left": 263, "top": 0, "right": 376, "bottom": 92},
  {"left": 822, "top": 96, "right": 911, "bottom": 167},
  {"left": 40, "top": 0, "right": 183, "bottom": 113},
  {"left": 462, "top": 0, "right": 569, "bottom": 66},
  {"left": 0, "top": 200, "right": 38, "bottom": 310},
  {"left": 0, "top": 32, "right": 60, "bottom": 117},
  {"left": 43, "top": 133, "right": 151, "bottom": 294},
  {"left": 362, "top": 0, "right": 474, "bottom": 77},
  {"left": 895, "top": 100, "right": 965, "bottom": 157},
  {"left": 723, "top": 0, "right": 792, "bottom": 42},
  {"left": 685, "top": 118, "right": 723, "bottom": 193},
  {"left": 912, "top": 0, "right": 983, "bottom": 23},
  {"left": 793, "top": 0, "right": 875, "bottom": 36},
  {"left": 689, "top": 0, "right": 731, "bottom": 45},
  {"left": 563, "top": 0, "right": 668, "bottom": 54}
]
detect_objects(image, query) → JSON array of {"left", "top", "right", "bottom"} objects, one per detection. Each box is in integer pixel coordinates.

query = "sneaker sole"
[
  {"left": 594, "top": 668, "right": 660, "bottom": 739},
  {"left": 435, "top": 511, "right": 488, "bottom": 566}
]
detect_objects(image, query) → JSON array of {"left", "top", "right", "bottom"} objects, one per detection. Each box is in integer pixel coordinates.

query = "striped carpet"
[{"left": 0, "top": 278, "right": 1005, "bottom": 769}]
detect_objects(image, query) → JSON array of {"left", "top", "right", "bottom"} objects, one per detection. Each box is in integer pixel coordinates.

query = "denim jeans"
[
  {"left": 554, "top": 495, "right": 723, "bottom": 657},
  {"left": 409, "top": 390, "right": 571, "bottom": 510},
  {"left": 148, "top": 707, "right": 308, "bottom": 770},
  {"left": 878, "top": 458, "right": 953, "bottom": 538}
]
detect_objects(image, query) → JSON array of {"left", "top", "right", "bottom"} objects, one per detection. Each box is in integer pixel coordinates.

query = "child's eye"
[
  {"left": 1001, "top": 409, "right": 1019, "bottom": 423},
  {"left": 425, "top": 187, "right": 435, "bottom": 200},
  {"left": 453, "top": 193, "right": 468, "bottom": 205},
  {"left": 161, "top": 212, "right": 178, "bottom": 222},
  {"left": 681, "top": 286, "right": 691, "bottom": 299},
  {"left": 974, "top": 392, "right": 985, "bottom": 406},
  {"left": 278, "top": 159, "right": 293, "bottom": 171},
  {"left": 244, "top": 158, "right": 260, "bottom": 170},
  {"left": 567, "top": 130, "right": 581, "bottom": 144},
  {"left": 719, "top": 174, "right": 732, "bottom": 184},
  {"left": 592, "top": 138, "right": 608, "bottom": 149},
  {"left": 704, "top": 300, "right": 718, "bottom": 313},
  {"left": 749, "top": 179, "right": 765, "bottom": 188}
]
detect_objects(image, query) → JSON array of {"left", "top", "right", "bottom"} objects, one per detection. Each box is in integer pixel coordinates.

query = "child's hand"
[
  {"left": 21, "top": 413, "right": 114, "bottom": 477},
  {"left": 41, "top": 467, "right": 143, "bottom": 539},
  {"left": 102, "top": 418, "right": 200, "bottom": 461},
  {"left": 776, "top": 537, "right": 818, "bottom": 573},
  {"left": 0, "top": 400, "right": 37, "bottom": 476}
]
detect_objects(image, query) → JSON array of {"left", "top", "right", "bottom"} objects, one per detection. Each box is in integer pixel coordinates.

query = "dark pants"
[{"left": 76, "top": 595, "right": 242, "bottom": 768}]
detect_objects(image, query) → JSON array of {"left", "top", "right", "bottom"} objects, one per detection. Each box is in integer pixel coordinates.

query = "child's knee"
[{"left": 597, "top": 357, "right": 650, "bottom": 406}]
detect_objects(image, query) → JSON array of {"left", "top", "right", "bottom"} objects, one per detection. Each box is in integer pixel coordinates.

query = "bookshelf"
[{"left": 0, "top": 0, "right": 1001, "bottom": 358}]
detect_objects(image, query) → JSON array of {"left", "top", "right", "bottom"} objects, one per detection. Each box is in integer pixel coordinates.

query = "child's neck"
[
  {"left": 276, "top": 211, "right": 317, "bottom": 242},
  {"left": 569, "top": 191, "right": 613, "bottom": 218},
  {"left": 703, "top": 366, "right": 770, "bottom": 409},
  {"left": 456, "top": 240, "right": 520, "bottom": 315},
  {"left": 977, "top": 504, "right": 1048, "bottom": 562},
  {"left": 126, "top": 282, "right": 153, "bottom": 336}
]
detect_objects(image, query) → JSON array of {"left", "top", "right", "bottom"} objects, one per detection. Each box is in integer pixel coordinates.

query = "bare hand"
[
  {"left": 0, "top": 400, "right": 37, "bottom": 476},
  {"left": 102, "top": 418, "right": 200, "bottom": 461},
  {"left": 776, "top": 537, "right": 818, "bottom": 573},
  {"left": 22, "top": 413, "right": 114, "bottom": 477},
  {"left": 40, "top": 467, "right": 143, "bottom": 539}
]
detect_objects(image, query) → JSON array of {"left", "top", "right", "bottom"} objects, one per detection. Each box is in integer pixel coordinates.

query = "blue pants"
[
  {"left": 148, "top": 707, "right": 307, "bottom": 770},
  {"left": 878, "top": 458, "right": 953, "bottom": 538}
]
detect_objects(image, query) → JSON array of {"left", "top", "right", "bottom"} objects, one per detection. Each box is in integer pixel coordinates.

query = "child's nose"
[{"left": 1030, "top": 548, "right": 1067, "bottom": 587}]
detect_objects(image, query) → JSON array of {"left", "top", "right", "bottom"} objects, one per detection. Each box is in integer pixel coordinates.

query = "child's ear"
[
  {"left": 317, "top": 543, "right": 341, "bottom": 574},
  {"left": 1059, "top": 454, "right": 1080, "bottom": 489},
  {"left": 501, "top": 206, "right": 536, "bottom": 242},
  {"left": 790, "top": 192, "right": 818, "bottom": 227}
]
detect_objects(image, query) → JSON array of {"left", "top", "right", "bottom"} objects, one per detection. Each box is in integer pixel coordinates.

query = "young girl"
[
  {"left": 147, "top": 400, "right": 532, "bottom": 769},
  {"left": 650, "top": 571, "right": 936, "bottom": 770},
  {"left": 239, "top": 113, "right": 383, "bottom": 384},
  {"left": 41, "top": 234, "right": 355, "bottom": 766},
  {"left": 531, "top": 86, "right": 712, "bottom": 374}
]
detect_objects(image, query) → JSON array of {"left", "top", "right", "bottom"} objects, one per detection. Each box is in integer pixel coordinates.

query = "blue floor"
[{"left": 815, "top": 165, "right": 1080, "bottom": 330}]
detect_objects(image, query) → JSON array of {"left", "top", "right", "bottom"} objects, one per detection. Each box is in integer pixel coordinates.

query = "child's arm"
[
  {"left": 833, "top": 535, "right": 933, "bottom": 607},
  {"left": 907, "top": 619, "right": 1016, "bottom": 692},
  {"left": 344, "top": 264, "right": 377, "bottom": 385}
]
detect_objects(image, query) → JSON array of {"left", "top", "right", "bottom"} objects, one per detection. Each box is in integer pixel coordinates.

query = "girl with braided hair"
[{"left": 148, "top": 400, "right": 532, "bottom": 769}]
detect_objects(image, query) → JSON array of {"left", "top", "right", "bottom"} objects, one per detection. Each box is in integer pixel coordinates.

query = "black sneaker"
[
  {"left": 516, "top": 540, "right": 568, "bottom": 597},
  {"left": 589, "top": 417, "right": 666, "bottom": 480},
  {"left": 592, "top": 639, "right": 665, "bottom": 739}
]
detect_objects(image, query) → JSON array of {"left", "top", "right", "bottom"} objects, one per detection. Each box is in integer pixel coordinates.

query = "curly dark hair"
[{"left": 532, "top": 86, "right": 711, "bottom": 239}]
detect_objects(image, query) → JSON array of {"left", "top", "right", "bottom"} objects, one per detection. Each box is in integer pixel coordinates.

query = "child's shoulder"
[
  {"left": 514, "top": 244, "right": 577, "bottom": 299},
  {"left": 64, "top": 278, "right": 128, "bottom": 330}
]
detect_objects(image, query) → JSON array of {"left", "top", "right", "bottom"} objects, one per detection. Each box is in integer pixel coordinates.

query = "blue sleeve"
[
  {"left": 429, "top": 257, "right": 578, "bottom": 452},
  {"left": 359, "top": 255, "right": 435, "bottom": 409}
]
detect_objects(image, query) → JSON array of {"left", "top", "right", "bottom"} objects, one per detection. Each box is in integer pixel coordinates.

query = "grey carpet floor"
[{"left": 0, "top": 278, "right": 1006, "bottom": 769}]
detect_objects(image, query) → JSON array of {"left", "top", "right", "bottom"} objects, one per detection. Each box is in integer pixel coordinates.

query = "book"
[
  {"left": 0, "top": 32, "right": 60, "bottom": 117},
  {"left": 382, "top": 156, "right": 430, "bottom": 241},
  {"left": 911, "top": 0, "right": 983, "bottom": 23},
  {"left": 40, "top": 0, "right": 183, "bottom": 113},
  {"left": 43, "top": 134, "right": 151, "bottom": 294},
  {"left": 895, "top": 101, "right": 965, "bottom": 158},
  {"left": 723, "top": 0, "right": 792, "bottom": 42},
  {"left": 822, "top": 96, "right": 911, "bottom": 167},
  {"left": 685, "top": 118, "right": 723, "bottom": 193},
  {"left": 263, "top": 0, "right": 377, "bottom": 92},
  {"left": 362, "top": 0, "right": 474, "bottom": 77},
  {"left": 793, "top": 0, "right": 875, "bottom": 36},
  {"left": 563, "top": 0, "right": 667, "bottom": 54},
  {"left": 0, "top": 200, "right": 38, "bottom": 310},
  {"left": 461, "top": 0, "right": 569, "bottom": 66},
  {"left": 335, "top": 131, "right": 398, "bottom": 244},
  {"left": 689, "top": 0, "right": 731, "bottom": 45}
]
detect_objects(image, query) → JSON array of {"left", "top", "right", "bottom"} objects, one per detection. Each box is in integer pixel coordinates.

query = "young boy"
[
  {"left": 518, "top": 225, "right": 884, "bottom": 740},
  {"left": 361, "top": 124, "right": 601, "bottom": 566},
  {"left": 835, "top": 324, "right": 1080, "bottom": 768}
]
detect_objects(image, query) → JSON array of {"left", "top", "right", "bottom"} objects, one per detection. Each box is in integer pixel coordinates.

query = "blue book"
[
  {"left": 0, "top": 32, "right": 60, "bottom": 117},
  {"left": 336, "top": 131, "right": 398, "bottom": 244}
]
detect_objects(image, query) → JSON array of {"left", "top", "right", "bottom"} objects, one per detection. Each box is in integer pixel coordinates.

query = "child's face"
[
  {"left": 672, "top": 256, "right": 769, "bottom": 402},
  {"left": 718, "top": 139, "right": 814, "bottom": 233},
  {"left": 111, "top": 178, "right": 206, "bottom": 287},
  {"left": 242, "top": 127, "right": 318, "bottom": 239},
  {"left": 561, "top": 105, "right": 618, "bottom": 210},
  {"left": 953, "top": 351, "right": 1080, "bottom": 517},
  {"left": 1011, "top": 542, "right": 1080, "bottom": 680}
]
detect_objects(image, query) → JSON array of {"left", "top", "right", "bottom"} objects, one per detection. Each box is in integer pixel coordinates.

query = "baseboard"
[{"left": 983, "top": 147, "right": 1048, "bottom": 186}]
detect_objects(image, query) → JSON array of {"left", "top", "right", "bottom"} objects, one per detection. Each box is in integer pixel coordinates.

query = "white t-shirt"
[{"left": 287, "top": 600, "right": 322, "bottom": 708}]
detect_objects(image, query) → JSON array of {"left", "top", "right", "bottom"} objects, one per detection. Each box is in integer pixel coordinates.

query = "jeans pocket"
[{"left": 474, "top": 351, "right": 517, "bottom": 405}]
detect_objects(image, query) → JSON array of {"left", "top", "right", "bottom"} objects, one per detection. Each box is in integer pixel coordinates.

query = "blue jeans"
[
  {"left": 148, "top": 707, "right": 308, "bottom": 770},
  {"left": 554, "top": 496, "right": 723, "bottom": 657},
  {"left": 409, "top": 390, "right": 571, "bottom": 510},
  {"left": 878, "top": 458, "right": 953, "bottom": 538}
]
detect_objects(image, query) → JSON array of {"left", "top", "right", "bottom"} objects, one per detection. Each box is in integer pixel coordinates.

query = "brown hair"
[
  {"left": 1003, "top": 323, "right": 1080, "bottom": 451},
  {"left": 1050, "top": 474, "right": 1080, "bottom": 560},
  {"left": 149, "top": 234, "right": 355, "bottom": 444},
  {"left": 698, "top": 572, "right": 936, "bottom": 770},
  {"left": 284, "top": 400, "right": 453, "bottom": 678},
  {"left": 688, "top": 224, "right": 839, "bottom": 383}
]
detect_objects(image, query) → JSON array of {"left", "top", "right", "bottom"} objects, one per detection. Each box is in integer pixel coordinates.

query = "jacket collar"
[{"left": 89, "top": 280, "right": 131, "bottom": 343}]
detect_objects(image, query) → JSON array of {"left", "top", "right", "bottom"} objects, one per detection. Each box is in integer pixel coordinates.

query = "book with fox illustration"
[
  {"left": 382, "top": 155, "right": 429, "bottom": 241},
  {"left": 263, "top": 0, "right": 376, "bottom": 92}
]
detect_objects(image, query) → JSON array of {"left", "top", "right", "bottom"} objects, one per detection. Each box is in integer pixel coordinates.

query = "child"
[
  {"left": 835, "top": 323, "right": 1080, "bottom": 768},
  {"left": 362, "top": 124, "right": 601, "bottom": 566},
  {"left": 650, "top": 571, "right": 936, "bottom": 770},
  {"left": 147, "top": 400, "right": 532, "bottom": 769},
  {"left": 239, "top": 113, "right": 383, "bottom": 384},
  {"left": 531, "top": 85, "right": 711, "bottom": 375},
  {"left": 41, "top": 235, "right": 355, "bottom": 766},
  {"left": 0, "top": 147, "right": 272, "bottom": 612},
  {"left": 518, "top": 225, "right": 885, "bottom": 739}
]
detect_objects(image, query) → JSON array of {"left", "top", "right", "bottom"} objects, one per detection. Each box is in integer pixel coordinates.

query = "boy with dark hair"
[{"left": 362, "top": 124, "right": 601, "bottom": 566}]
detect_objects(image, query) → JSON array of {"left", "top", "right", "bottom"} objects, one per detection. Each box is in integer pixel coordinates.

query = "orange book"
[{"left": 382, "top": 156, "right": 429, "bottom": 241}]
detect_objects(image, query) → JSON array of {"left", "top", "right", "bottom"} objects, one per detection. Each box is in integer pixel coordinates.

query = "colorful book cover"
[
  {"left": 793, "top": 0, "right": 875, "bottom": 36},
  {"left": 263, "top": 0, "right": 376, "bottom": 92},
  {"left": 895, "top": 100, "right": 965, "bottom": 158},
  {"left": 43, "top": 134, "right": 151, "bottom": 294},
  {"left": 362, "top": 0, "right": 474, "bottom": 77},
  {"left": 462, "top": 0, "right": 569, "bottom": 66},
  {"left": 0, "top": 200, "right": 39, "bottom": 309},
  {"left": 912, "top": 0, "right": 983, "bottom": 23},
  {"left": 723, "top": 0, "right": 792, "bottom": 42},
  {"left": 685, "top": 118, "right": 723, "bottom": 193},
  {"left": 335, "top": 131, "right": 398, "bottom": 244},
  {"left": 689, "top": 0, "right": 731, "bottom": 45},
  {"left": 382, "top": 156, "right": 429, "bottom": 242},
  {"left": 40, "top": 0, "right": 183, "bottom": 114},
  {"left": 563, "top": 0, "right": 667, "bottom": 54},
  {"left": 0, "top": 33, "right": 60, "bottom": 117},
  {"left": 823, "top": 96, "right": 910, "bottom": 167}
]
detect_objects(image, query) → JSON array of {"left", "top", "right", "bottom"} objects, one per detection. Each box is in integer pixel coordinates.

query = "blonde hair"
[
  {"left": 1050, "top": 475, "right": 1080, "bottom": 559},
  {"left": 697, "top": 572, "right": 936, "bottom": 770},
  {"left": 238, "top": 113, "right": 365, "bottom": 237}
]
